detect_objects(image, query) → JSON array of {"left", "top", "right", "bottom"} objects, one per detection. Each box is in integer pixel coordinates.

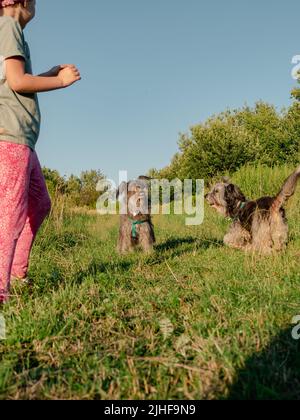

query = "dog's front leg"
[
  {"left": 118, "top": 217, "right": 135, "bottom": 254},
  {"left": 139, "top": 224, "right": 155, "bottom": 254},
  {"left": 118, "top": 236, "right": 134, "bottom": 254}
]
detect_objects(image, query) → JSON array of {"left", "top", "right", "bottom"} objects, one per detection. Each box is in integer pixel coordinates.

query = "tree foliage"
[
  {"left": 153, "top": 102, "right": 300, "bottom": 181},
  {"left": 43, "top": 168, "right": 105, "bottom": 208},
  {"left": 292, "top": 71, "right": 300, "bottom": 102}
]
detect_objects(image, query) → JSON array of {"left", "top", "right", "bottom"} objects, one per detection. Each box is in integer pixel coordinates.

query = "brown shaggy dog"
[
  {"left": 205, "top": 166, "right": 300, "bottom": 254},
  {"left": 117, "top": 176, "right": 155, "bottom": 254}
]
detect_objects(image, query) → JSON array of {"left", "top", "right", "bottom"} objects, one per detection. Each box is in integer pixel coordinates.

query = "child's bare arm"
[
  {"left": 5, "top": 57, "right": 81, "bottom": 93},
  {"left": 38, "top": 64, "right": 77, "bottom": 78}
]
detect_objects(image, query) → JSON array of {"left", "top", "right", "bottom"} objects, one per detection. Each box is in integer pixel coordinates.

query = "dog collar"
[
  {"left": 129, "top": 218, "right": 148, "bottom": 239},
  {"left": 238, "top": 201, "right": 246, "bottom": 210},
  {"left": 228, "top": 201, "right": 247, "bottom": 222}
]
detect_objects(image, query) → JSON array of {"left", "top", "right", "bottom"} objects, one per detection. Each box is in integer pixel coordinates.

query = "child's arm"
[
  {"left": 5, "top": 57, "right": 81, "bottom": 93},
  {"left": 38, "top": 64, "right": 76, "bottom": 78}
]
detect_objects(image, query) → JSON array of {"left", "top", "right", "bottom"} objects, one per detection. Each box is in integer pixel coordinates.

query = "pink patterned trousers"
[{"left": 0, "top": 142, "right": 51, "bottom": 303}]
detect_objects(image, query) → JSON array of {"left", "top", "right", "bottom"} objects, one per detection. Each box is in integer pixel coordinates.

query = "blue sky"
[{"left": 26, "top": 0, "right": 299, "bottom": 180}]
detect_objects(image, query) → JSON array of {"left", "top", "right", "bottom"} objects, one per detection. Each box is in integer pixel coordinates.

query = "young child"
[{"left": 0, "top": 0, "right": 81, "bottom": 303}]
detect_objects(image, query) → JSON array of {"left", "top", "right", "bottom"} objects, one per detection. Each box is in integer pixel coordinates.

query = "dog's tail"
[{"left": 272, "top": 165, "right": 300, "bottom": 210}]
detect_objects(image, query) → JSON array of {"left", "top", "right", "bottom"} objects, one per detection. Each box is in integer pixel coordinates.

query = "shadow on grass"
[
  {"left": 155, "top": 236, "right": 223, "bottom": 254},
  {"left": 31, "top": 237, "right": 223, "bottom": 290},
  {"left": 139, "top": 236, "right": 224, "bottom": 266},
  {"left": 227, "top": 328, "right": 300, "bottom": 400},
  {"left": 155, "top": 237, "right": 199, "bottom": 252},
  {"left": 29, "top": 259, "right": 134, "bottom": 293},
  {"left": 74, "top": 259, "right": 134, "bottom": 283},
  {"left": 70, "top": 237, "right": 224, "bottom": 282}
]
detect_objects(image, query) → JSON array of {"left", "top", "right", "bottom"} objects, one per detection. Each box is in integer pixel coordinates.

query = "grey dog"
[
  {"left": 117, "top": 176, "right": 155, "bottom": 254},
  {"left": 206, "top": 166, "right": 300, "bottom": 254}
]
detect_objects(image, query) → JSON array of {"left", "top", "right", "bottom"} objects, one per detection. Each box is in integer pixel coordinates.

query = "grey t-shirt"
[{"left": 0, "top": 16, "right": 41, "bottom": 150}]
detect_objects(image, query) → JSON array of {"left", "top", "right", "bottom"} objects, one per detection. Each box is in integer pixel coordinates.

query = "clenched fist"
[{"left": 57, "top": 64, "right": 81, "bottom": 88}]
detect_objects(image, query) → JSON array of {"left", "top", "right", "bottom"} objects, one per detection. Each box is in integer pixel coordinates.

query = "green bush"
[
  {"left": 43, "top": 168, "right": 105, "bottom": 209},
  {"left": 155, "top": 102, "right": 300, "bottom": 181},
  {"left": 291, "top": 71, "right": 300, "bottom": 101}
]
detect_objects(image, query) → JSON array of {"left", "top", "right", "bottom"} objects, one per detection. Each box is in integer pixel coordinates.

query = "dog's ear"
[
  {"left": 137, "top": 176, "right": 152, "bottom": 191},
  {"left": 221, "top": 176, "right": 231, "bottom": 184},
  {"left": 116, "top": 181, "right": 128, "bottom": 199},
  {"left": 226, "top": 184, "right": 246, "bottom": 202},
  {"left": 226, "top": 184, "right": 235, "bottom": 194},
  {"left": 138, "top": 176, "right": 151, "bottom": 183}
]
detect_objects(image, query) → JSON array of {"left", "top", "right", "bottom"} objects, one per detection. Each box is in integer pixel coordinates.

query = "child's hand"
[
  {"left": 6, "top": 59, "right": 81, "bottom": 94},
  {"left": 57, "top": 65, "right": 81, "bottom": 88},
  {"left": 47, "top": 65, "right": 64, "bottom": 77},
  {"left": 40, "top": 64, "right": 72, "bottom": 78}
]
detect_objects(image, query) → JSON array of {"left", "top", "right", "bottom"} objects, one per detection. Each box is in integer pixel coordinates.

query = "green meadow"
[{"left": 0, "top": 164, "right": 300, "bottom": 400}]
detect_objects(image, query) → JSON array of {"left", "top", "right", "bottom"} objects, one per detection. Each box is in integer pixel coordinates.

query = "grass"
[{"left": 0, "top": 164, "right": 300, "bottom": 400}]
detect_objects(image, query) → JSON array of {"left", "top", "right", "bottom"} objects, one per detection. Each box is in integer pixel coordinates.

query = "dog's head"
[
  {"left": 205, "top": 179, "right": 246, "bottom": 218},
  {"left": 117, "top": 176, "right": 151, "bottom": 219}
]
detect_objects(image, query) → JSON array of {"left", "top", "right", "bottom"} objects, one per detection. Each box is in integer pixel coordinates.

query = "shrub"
[{"left": 154, "top": 102, "right": 300, "bottom": 181}]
